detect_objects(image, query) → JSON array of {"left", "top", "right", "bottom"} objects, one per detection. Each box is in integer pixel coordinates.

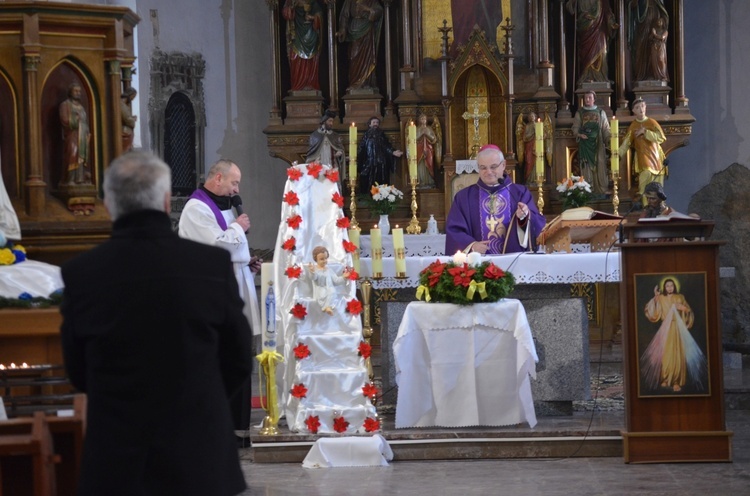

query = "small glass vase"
[{"left": 378, "top": 214, "right": 391, "bottom": 235}]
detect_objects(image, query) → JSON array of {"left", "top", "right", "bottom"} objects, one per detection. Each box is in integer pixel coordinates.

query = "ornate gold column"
[
  {"left": 325, "top": 0, "right": 339, "bottom": 114},
  {"left": 22, "top": 46, "right": 45, "bottom": 216},
  {"left": 266, "top": 0, "right": 282, "bottom": 124},
  {"left": 108, "top": 60, "right": 123, "bottom": 158},
  {"left": 615, "top": 0, "right": 628, "bottom": 115},
  {"left": 673, "top": 0, "right": 689, "bottom": 113}
]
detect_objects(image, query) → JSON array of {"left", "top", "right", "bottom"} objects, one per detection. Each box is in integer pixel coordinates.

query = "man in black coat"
[
  {"left": 60, "top": 151, "right": 253, "bottom": 496},
  {"left": 357, "top": 116, "right": 403, "bottom": 194}
]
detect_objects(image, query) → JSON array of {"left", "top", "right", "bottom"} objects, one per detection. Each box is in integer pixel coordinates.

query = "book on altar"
[
  {"left": 559, "top": 206, "right": 623, "bottom": 221},
  {"left": 638, "top": 211, "right": 700, "bottom": 222}
]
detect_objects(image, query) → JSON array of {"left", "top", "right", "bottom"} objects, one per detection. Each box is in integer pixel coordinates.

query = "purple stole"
[
  {"left": 478, "top": 184, "right": 511, "bottom": 255},
  {"left": 189, "top": 189, "right": 228, "bottom": 230}
]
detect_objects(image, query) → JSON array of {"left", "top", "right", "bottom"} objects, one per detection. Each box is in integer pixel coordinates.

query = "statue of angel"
[{"left": 415, "top": 112, "right": 442, "bottom": 189}]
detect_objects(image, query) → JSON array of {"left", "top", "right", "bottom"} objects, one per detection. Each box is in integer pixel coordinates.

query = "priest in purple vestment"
[{"left": 445, "top": 145, "right": 545, "bottom": 255}]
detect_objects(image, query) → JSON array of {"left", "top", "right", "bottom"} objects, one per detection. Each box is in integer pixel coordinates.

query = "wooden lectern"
[{"left": 619, "top": 221, "right": 732, "bottom": 463}]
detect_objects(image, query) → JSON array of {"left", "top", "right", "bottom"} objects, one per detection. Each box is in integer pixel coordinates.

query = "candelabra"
[
  {"left": 349, "top": 177, "right": 359, "bottom": 229},
  {"left": 536, "top": 178, "right": 545, "bottom": 215},
  {"left": 611, "top": 172, "right": 620, "bottom": 216},
  {"left": 406, "top": 178, "right": 421, "bottom": 234},
  {"left": 359, "top": 278, "right": 375, "bottom": 385}
]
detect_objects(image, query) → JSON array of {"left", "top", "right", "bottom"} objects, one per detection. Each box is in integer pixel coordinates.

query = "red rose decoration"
[
  {"left": 358, "top": 341, "right": 372, "bottom": 359},
  {"left": 291, "top": 383, "right": 308, "bottom": 399},
  {"left": 346, "top": 299, "right": 363, "bottom": 315},
  {"left": 285, "top": 265, "right": 302, "bottom": 279},
  {"left": 331, "top": 192, "right": 345, "bottom": 207},
  {"left": 346, "top": 269, "right": 359, "bottom": 281},
  {"left": 343, "top": 240, "right": 357, "bottom": 253},
  {"left": 362, "top": 383, "right": 378, "bottom": 398},
  {"left": 293, "top": 342, "right": 311, "bottom": 359},
  {"left": 483, "top": 263, "right": 505, "bottom": 280},
  {"left": 283, "top": 191, "right": 300, "bottom": 206},
  {"left": 291, "top": 303, "right": 307, "bottom": 319},
  {"left": 306, "top": 162, "right": 323, "bottom": 178},
  {"left": 325, "top": 169, "right": 340, "bottom": 183},
  {"left": 363, "top": 417, "right": 381, "bottom": 433},
  {"left": 287, "top": 167, "right": 303, "bottom": 181},
  {"left": 305, "top": 415, "right": 321, "bottom": 434},
  {"left": 448, "top": 264, "right": 476, "bottom": 288},
  {"left": 336, "top": 217, "right": 351, "bottom": 229},
  {"left": 333, "top": 416, "right": 349, "bottom": 433},
  {"left": 282, "top": 237, "right": 296, "bottom": 251},
  {"left": 287, "top": 214, "right": 302, "bottom": 229}
]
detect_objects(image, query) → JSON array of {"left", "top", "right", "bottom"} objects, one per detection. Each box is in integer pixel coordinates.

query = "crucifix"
[{"left": 462, "top": 100, "right": 490, "bottom": 159}]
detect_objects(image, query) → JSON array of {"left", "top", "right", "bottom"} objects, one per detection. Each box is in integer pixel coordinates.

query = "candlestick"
[
  {"left": 348, "top": 177, "right": 359, "bottom": 229},
  {"left": 611, "top": 171, "right": 620, "bottom": 216},
  {"left": 534, "top": 118, "right": 544, "bottom": 180},
  {"left": 610, "top": 117, "right": 619, "bottom": 174},
  {"left": 392, "top": 226, "right": 406, "bottom": 277},
  {"left": 349, "top": 123, "right": 357, "bottom": 180},
  {"left": 348, "top": 227, "right": 361, "bottom": 274},
  {"left": 406, "top": 177, "right": 421, "bottom": 234},
  {"left": 370, "top": 226, "right": 383, "bottom": 278},
  {"left": 408, "top": 121, "right": 417, "bottom": 180}
]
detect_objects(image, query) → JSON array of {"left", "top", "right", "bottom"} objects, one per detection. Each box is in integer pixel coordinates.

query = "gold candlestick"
[
  {"left": 406, "top": 177, "right": 421, "bottom": 234},
  {"left": 395, "top": 247, "right": 406, "bottom": 279},
  {"left": 536, "top": 178, "right": 545, "bottom": 215},
  {"left": 359, "top": 278, "right": 374, "bottom": 384},
  {"left": 349, "top": 177, "right": 359, "bottom": 229},
  {"left": 611, "top": 172, "right": 620, "bottom": 216}
]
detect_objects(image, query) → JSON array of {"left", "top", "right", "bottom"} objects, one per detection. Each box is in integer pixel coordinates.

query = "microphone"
[
  {"left": 231, "top": 195, "right": 244, "bottom": 216},
  {"left": 618, "top": 202, "right": 641, "bottom": 244}
]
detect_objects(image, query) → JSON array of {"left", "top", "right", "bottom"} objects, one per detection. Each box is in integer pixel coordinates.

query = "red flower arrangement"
[
  {"left": 287, "top": 167, "right": 303, "bottom": 181},
  {"left": 290, "top": 383, "right": 308, "bottom": 399},
  {"left": 305, "top": 415, "right": 321, "bottom": 434},
  {"left": 283, "top": 191, "right": 300, "bottom": 206},
  {"left": 285, "top": 265, "right": 302, "bottom": 279},
  {"left": 306, "top": 162, "right": 323, "bottom": 178},
  {"left": 331, "top": 192, "right": 344, "bottom": 207},
  {"left": 342, "top": 240, "right": 357, "bottom": 253},
  {"left": 293, "top": 342, "right": 311, "bottom": 359},
  {"left": 358, "top": 341, "right": 372, "bottom": 359},
  {"left": 291, "top": 303, "right": 308, "bottom": 319},
  {"left": 282, "top": 237, "right": 296, "bottom": 251},
  {"left": 363, "top": 417, "right": 381, "bottom": 433},
  {"left": 346, "top": 269, "right": 359, "bottom": 281},
  {"left": 362, "top": 383, "right": 378, "bottom": 398},
  {"left": 286, "top": 214, "right": 302, "bottom": 229},
  {"left": 336, "top": 217, "right": 350, "bottom": 229},
  {"left": 416, "top": 259, "right": 515, "bottom": 305},
  {"left": 325, "top": 169, "right": 339, "bottom": 183},
  {"left": 346, "top": 299, "right": 363, "bottom": 315},
  {"left": 333, "top": 416, "right": 349, "bottom": 433}
]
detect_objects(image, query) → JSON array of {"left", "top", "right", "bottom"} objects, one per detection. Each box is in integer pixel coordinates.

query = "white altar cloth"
[
  {"left": 302, "top": 434, "right": 393, "bottom": 468},
  {"left": 358, "top": 251, "right": 621, "bottom": 289},
  {"left": 394, "top": 300, "right": 538, "bottom": 428},
  {"left": 359, "top": 233, "right": 445, "bottom": 258},
  {"left": 0, "top": 260, "right": 63, "bottom": 298}
]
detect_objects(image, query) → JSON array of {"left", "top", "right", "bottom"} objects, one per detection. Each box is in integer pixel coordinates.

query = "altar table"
[{"left": 393, "top": 300, "right": 538, "bottom": 428}]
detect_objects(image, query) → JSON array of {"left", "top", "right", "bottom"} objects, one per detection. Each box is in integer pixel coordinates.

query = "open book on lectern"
[
  {"left": 557, "top": 206, "right": 623, "bottom": 221},
  {"left": 638, "top": 211, "right": 701, "bottom": 222}
]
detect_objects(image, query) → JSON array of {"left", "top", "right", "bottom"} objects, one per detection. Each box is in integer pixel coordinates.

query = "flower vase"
[{"left": 378, "top": 214, "right": 391, "bottom": 235}]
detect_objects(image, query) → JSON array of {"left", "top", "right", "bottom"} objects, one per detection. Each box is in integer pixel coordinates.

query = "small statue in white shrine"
[{"left": 306, "top": 246, "right": 352, "bottom": 315}]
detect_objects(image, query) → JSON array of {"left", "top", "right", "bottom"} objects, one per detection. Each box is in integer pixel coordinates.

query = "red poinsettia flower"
[
  {"left": 448, "top": 264, "right": 476, "bottom": 288},
  {"left": 287, "top": 167, "right": 303, "bottom": 181},
  {"left": 290, "top": 383, "right": 308, "bottom": 399},
  {"left": 358, "top": 341, "right": 372, "bottom": 358},
  {"left": 282, "top": 237, "right": 296, "bottom": 251},
  {"left": 305, "top": 415, "right": 321, "bottom": 434},
  {"left": 362, "top": 383, "right": 378, "bottom": 398},
  {"left": 283, "top": 191, "right": 300, "bottom": 206},
  {"left": 291, "top": 303, "right": 307, "bottom": 319},
  {"left": 346, "top": 269, "right": 359, "bottom": 281},
  {"left": 333, "top": 416, "right": 349, "bottom": 433},
  {"left": 342, "top": 240, "right": 357, "bottom": 253},
  {"left": 346, "top": 299, "right": 363, "bottom": 315},
  {"left": 331, "top": 192, "right": 345, "bottom": 207},
  {"left": 293, "top": 342, "right": 311, "bottom": 359},
  {"left": 325, "top": 169, "right": 340, "bottom": 183},
  {"left": 363, "top": 417, "right": 381, "bottom": 433},
  {"left": 484, "top": 263, "right": 506, "bottom": 280},
  {"left": 336, "top": 216, "right": 351, "bottom": 229},
  {"left": 286, "top": 214, "right": 302, "bottom": 229},
  {"left": 420, "top": 259, "right": 446, "bottom": 276},
  {"left": 428, "top": 272, "right": 442, "bottom": 287},
  {"left": 285, "top": 265, "right": 302, "bottom": 279},
  {"left": 306, "top": 162, "right": 323, "bottom": 178}
]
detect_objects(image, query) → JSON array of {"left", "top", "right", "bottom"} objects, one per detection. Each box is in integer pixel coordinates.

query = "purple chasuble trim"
[
  {"left": 478, "top": 184, "right": 511, "bottom": 255},
  {"left": 189, "top": 189, "right": 228, "bottom": 230}
]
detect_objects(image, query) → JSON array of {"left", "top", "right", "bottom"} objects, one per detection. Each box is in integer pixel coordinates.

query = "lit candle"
[
  {"left": 534, "top": 118, "right": 544, "bottom": 179},
  {"left": 348, "top": 227, "right": 360, "bottom": 274},
  {"left": 392, "top": 226, "right": 406, "bottom": 275},
  {"left": 349, "top": 122, "right": 357, "bottom": 180},
  {"left": 408, "top": 121, "right": 417, "bottom": 180},
  {"left": 610, "top": 117, "right": 619, "bottom": 174},
  {"left": 370, "top": 225, "right": 383, "bottom": 276},
  {"left": 452, "top": 250, "right": 467, "bottom": 265}
]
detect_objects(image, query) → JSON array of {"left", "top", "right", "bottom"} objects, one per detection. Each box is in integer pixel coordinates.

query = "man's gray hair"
[
  {"left": 206, "top": 158, "right": 236, "bottom": 181},
  {"left": 103, "top": 151, "right": 171, "bottom": 220},
  {"left": 476, "top": 145, "right": 505, "bottom": 164}
]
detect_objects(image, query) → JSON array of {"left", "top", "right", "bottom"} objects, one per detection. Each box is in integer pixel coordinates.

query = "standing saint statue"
[
  {"left": 120, "top": 87, "right": 138, "bottom": 152},
  {"left": 282, "top": 0, "right": 324, "bottom": 91},
  {"left": 628, "top": 0, "right": 669, "bottom": 82},
  {"left": 336, "top": 0, "right": 383, "bottom": 90},
  {"left": 571, "top": 90, "right": 611, "bottom": 197},
  {"left": 566, "top": 0, "right": 618, "bottom": 85},
  {"left": 415, "top": 113, "right": 441, "bottom": 189},
  {"left": 59, "top": 83, "right": 92, "bottom": 186}
]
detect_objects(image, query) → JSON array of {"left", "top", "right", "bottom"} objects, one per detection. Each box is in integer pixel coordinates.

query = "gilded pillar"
[
  {"left": 267, "top": 0, "right": 282, "bottom": 124},
  {"left": 22, "top": 53, "right": 45, "bottom": 216},
  {"left": 108, "top": 60, "right": 123, "bottom": 158},
  {"left": 325, "top": 0, "right": 339, "bottom": 114}
]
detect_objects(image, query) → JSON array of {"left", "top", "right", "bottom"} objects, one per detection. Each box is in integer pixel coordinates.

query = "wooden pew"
[
  {"left": 46, "top": 394, "right": 86, "bottom": 496},
  {"left": 0, "top": 411, "right": 57, "bottom": 496}
]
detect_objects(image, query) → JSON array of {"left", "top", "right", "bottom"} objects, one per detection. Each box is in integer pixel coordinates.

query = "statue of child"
[{"left": 306, "top": 246, "right": 352, "bottom": 315}]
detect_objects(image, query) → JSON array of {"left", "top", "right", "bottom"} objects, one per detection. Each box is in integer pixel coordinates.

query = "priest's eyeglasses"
[{"left": 478, "top": 163, "right": 503, "bottom": 172}]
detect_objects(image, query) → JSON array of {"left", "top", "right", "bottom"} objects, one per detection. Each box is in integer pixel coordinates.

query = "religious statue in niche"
[
  {"left": 306, "top": 246, "right": 352, "bottom": 315},
  {"left": 415, "top": 113, "right": 442, "bottom": 189},
  {"left": 566, "top": 0, "right": 618, "bottom": 85},
  {"left": 515, "top": 111, "right": 554, "bottom": 186},
  {"left": 282, "top": 0, "right": 324, "bottom": 91},
  {"left": 336, "top": 0, "right": 383, "bottom": 91},
  {"left": 120, "top": 87, "right": 138, "bottom": 152},
  {"left": 59, "top": 83, "right": 91, "bottom": 187},
  {"left": 628, "top": 0, "right": 669, "bottom": 82}
]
